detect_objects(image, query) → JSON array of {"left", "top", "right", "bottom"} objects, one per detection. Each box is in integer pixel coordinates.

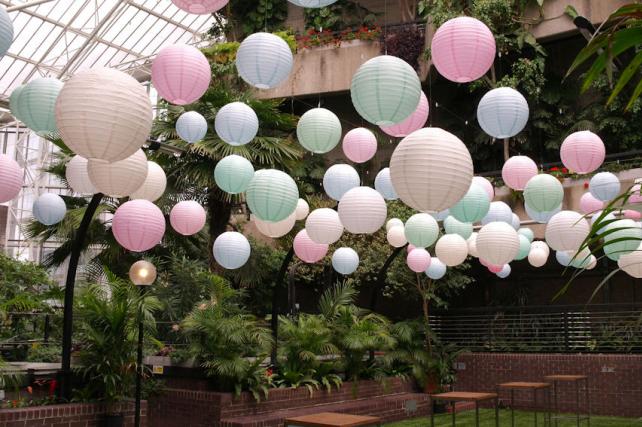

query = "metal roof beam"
[{"left": 125, "top": 0, "right": 199, "bottom": 34}]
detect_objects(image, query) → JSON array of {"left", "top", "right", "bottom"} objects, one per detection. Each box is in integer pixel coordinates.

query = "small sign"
[{"left": 152, "top": 365, "right": 164, "bottom": 375}]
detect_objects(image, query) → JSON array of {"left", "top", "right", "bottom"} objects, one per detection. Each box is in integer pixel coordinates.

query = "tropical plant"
[
  {"left": 384, "top": 320, "right": 431, "bottom": 387},
  {"left": 303, "top": 0, "right": 377, "bottom": 32}
]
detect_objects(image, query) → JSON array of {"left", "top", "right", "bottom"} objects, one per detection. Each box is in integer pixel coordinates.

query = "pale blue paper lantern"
[
  {"left": 323, "top": 164, "right": 359, "bottom": 201},
  {"left": 524, "top": 174, "right": 564, "bottom": 213},
  {"left": 425, "top": 257, "right": 447, "bottom": 280},
  {"left": 444, "top": 216, "right": 473, "bottom": 239},
  {"left": 176, "top": 111, "right": 207, "bottom": 143},
  {"left": 213, "top": 231, "right": 251, "bottom": 269},
  {"left": 297, "top": 108, "right": 342, "bottom": 154},
  {"left": 374, "top": 168, "right": 398, "bottom": 200},
  {"left": 450, "top": 184, "right": 490, "bottom": 223},
  {"left": 589, "top": 172, "right": 620, "bottom": 202},
  {"left": 477, "top": 87, "right": 529, "bottom": 139},
  {"left": 525, "top": 203, "right": 561, "bottom": 223},
  {"left": 246, "top": 169, "right": 299, "bottom": 222},
  {"left": 215, "top": 102, "right": 259, "bottom": 146},
  {"left": 18, "top": 78, "right": 63, "bottom": 136},
  {"left": 331, "top": 247, "right": 359, "bottom": 275},
  {"left": 511, "top": 213, "right": 521, "bottom": 230},
  {"left": 431, "top": 209, "right": 450, "bottom": 222},
  {"left": 236, "top": 32, "right": 293, "bottom": 89},
  {"left": 496, "top": 264, "right": 511, "bottom": 278},
  {"left": 0, "top": 6, "right": 13, "bottom": 58},
  {"left": 514, "top": 235, "right": 530, "bottom": 260},
  {"left": 481, "top": 201, "right": 513, "bottom": 225},
  {"left": 518, "top": 227, "right": 534, "bottom": 243},
  {"left": 32, "top": 193, "right": 66, "bottom": 225},
  {"left": 214, "top": 154, "right": 255, "bottom": 194},
  {"left": 556, "top": 250, "right": 572, "bottom": 267},
  {"left": 287, "top": 0, "right": 339, "bottom": 7},
  {"left": 591, "top": 210, "right": 616, "bottom": 236},
  {"left": 9, "top": 85, "right": 25, "bottom": 122},
  {"left": 405, "top": 213, "right": 439, "bottom": 248}
]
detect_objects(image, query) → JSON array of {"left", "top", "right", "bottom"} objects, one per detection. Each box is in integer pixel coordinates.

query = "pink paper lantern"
[
  {"left": 630, "top": 184, "right": 642, "bottom": 204},
  {"left": 342, "top": 128, "right": 377, "bottom": 163},
  {"left": 294, "top": 229, "right": 328, "bottom": 263},
  {"left": 151, "top": 44, "right": 211, "bottom": 105},
  {"left": 623, "top": 210, "right": 642, "bottom": 220},
  {"left": 170, "top": 201, "right": 206, "bottom": 236},
  {"left": 560, "top": 131, "right": 605, "bottom": 174},
  {"left": 431, "top": 17, "right": 496, "bottom": 83},
  {"left": 488, "top": 264, "right": 503, "bottom": 273},
  {"left": 472, "top": 176, "right": 495, "bottom": 201},
  {"left": 579, "top": 192, "right": 604, "bottom": 214},
  {"left": 407, "top": 243, "right": 416, "bottom": 253},
  {"left": 502, "top": 156, "right": 538, "bottom": 191},
  {"left": 380, "top": 91, "right": 429, "bottom": 138},
  {"left": 407, "top": 248, "right": 431, "bottom": 273},
  {"left": 112, "top": 200, "right": 166, "bottom": 252},
  {"left": 0, "top": 154, "right": 23, "bottom": 203},
  {"left": 171, "top": 0, "right": 228, "bottom": 14}
]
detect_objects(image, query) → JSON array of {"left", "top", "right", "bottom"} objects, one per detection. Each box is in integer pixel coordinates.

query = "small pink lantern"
[
  {"left": 629, "top": 183, "right": 642, "bottom": 204},
  {"left": 579, "top": 192, "right": 604, "bottom": 214},
  {"left": 502, "top": 156, "right": 538, "bottom": 191},
  {"left": 407, "top": 243, "right": 416, "bottom": 253},
  {"left": 342, "top": 128, "right": 377, "bottom": 163},
  {"left": 407, "top": 248, "right": 431, "bottom": 273},
  {"left": 560, "top": 131, "right": 605, "bottom": 174},
  {"left": 151, "top": 44, "right": 211, "bottom": 105},
  {"left": 171, "top": 0, "right": 228, "bottom": 14},
  {"left": 170, "top": 201, "right": 206, "bottom": 236},
  {"left": 293, "top": 229, "right": 328, "bottom": 263},
  {"left": 488, "top": 264, "right": 503, "bottom": 273},
  {"left": 431, "top": 17, "right": 496, "bottom": 83},
  {"left": 380, "top": 92, "right": 429, "bottom": 138},
  {"left": 0, "top": 154, "right": 23, "bottom": 203},
  {"left": 112, "top": 200, "right": 166, "bottom": 252},
  {"left": 623, "top": 210, "right": 642, "bottom": 220}
]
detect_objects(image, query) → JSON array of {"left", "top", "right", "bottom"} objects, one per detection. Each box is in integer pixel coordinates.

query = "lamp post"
[{"left": 129, "top": 260, "right": 157, "bottom": 427}]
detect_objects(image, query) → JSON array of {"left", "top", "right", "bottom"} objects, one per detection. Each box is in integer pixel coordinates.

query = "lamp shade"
[
  {"left": 332, "top": 247, "right": 359, "bottom": 275},
  {"left": 32, "top": 193, "right": 66, "bottom": 225},
  {"left": 589, "top": 172, "right": 620, "bottom": 202},
  {"left": 214, "top": 154, "right": 255, "bottom": 194},
  {"left": 176, "top": 111, "right": 207, "bottom": 143},
  {"left": 87, "top": 149, "right": 149, "bottom": 198},
  {"left": 450, "top": 184, "right": 490, "bottom": 223},
  {"left": 293, "top": 229, "right": 328, "bottom": 263},
  {"left": 65, "top": 155, "right": 97, "bottom": 195},
  {"left": 170, "top": 201, "right": 206, "bottom": 236},
  {"left": 525, "top": 203, "right": 561, "bottom": 223},
  {"left": 215, "top": 102, "right": 259, "bottom": 146},
  {"left": 0, "top": 153, "right": 23, "bottom": 203},
  {"left": 518, "top": 227, "right": 534, "bottom": 243},
  {"left": 617, "top": 243, "right": 642, "bottom": 278},
  {"left": 387, "top": 225, "right": 407, "bottom": 248},
  {"left": 530, "top": 240, "right": 550, "bottom": 257},
  {"left": 236, "top": 32, "right": 293, "bottom": 89},
  {"left": 387, "top": 218, "right": 404, "bottom": 231},
  {"left": 297, "top": 108, "right": 342, "bottom": 154},
  {"left": 477, "top": 87, "right": 529, "bottom": 139},
  {"left": 338, "top": 186, "right": 387, "bottom": 234},
  {"left": 9, "top": 85, "right": 25, "bottom": 122},
  {"left": 431, "top": 17, "right": 495, "bottom": 83},
  {"left": 151, "top": 44, "right": 210, "bottom": 105},
  {"left": 342, "top": 128, "right": 377, "bottom": 163},
  {"left": 213, "top": 231, "right": 251, "bottom": 269},
  {"left": 254, "top": 212, "right": 296, "bottom": 238},
  {"left": 380, "top": 91, "right": 429, "bottom": 138},
  {"left": 390, "top": 127, "right": 473, "bottom": 212},
  {"left": 579, "top": 192, "right": 604, "bottom": 214},
  {"left": 435, "top": 234, "right": 468, "bottom": 267},
  {"left": 130, "top": 162, "right": 167, "bottom": 202},
  {"left": 374, "top": 168, "right": 398, "bottom": 201},
  {"left": 407, "top": 248, "right": 431, "bottom": 272},
  {"left": 560, "top": 131, "right": 605, "bottom": 174},
  {"left": 129, "top": 260, "right": 157, "bottom": 286},
  {"left": 305, "top": 208, "right": 343, "bottom": 244},
  {"left": 444, "top": 216, "right": 473, "bottom": 239},
  {"left": 496, "top": 264, "right": 511, "bottom": 278},
  {"left": 472, "top": 176, "right": 494, "bottom": 201},
  {"left": 323, "top": 164, "right": 360, "bottom": 201},
  {"left": 467, "top": 232, "right": 478, "bottom": 258},
  {"left": 476, "top": 221, "right": 520, "bottom": 266},
  {"left": 544, "top": 210, "right": 590, "bottom": 252},
  {"left": 295, "top": 198, "right": 309, "bottom": 220},
  {"left": 0, "top": 6, "right": 13, "bottom": 58},
  {"left": 426, "top": 257, "right": 447, "bottom": 280},
  {"left": 171, "top": 0, "right": 229, "bottom": 14},
  {"left": 603, "top": 219, "right": 642, "bottom": 260},
  {"left": 514, "top": 235, "right": 531, "bottom": 260},
  {"left": 481, "top": 201, "right": 513, "bottom": 225},
  {"left": 502, "top": 156, "right": 538, "bottom": 191},
  {"left": 246, "top": 169, "right": 299, "bottom": 222},
  {"left": 287, "top": 0, "right": 339, "bottom": 7},
  {"left": 524, "top": 174, "right": 563, "bottom": 213},
  {"left": 55, "top": 67, "right": 153, "bottom": 162},
  {"left": 350, "top": 55, "right": 421, "bottom": 126},
  {"left": 112, "top": 200, "right": 165, "bottom": 252},
  {"left": 18, "top": 78, "right": 63, "bottom": 136},
  {"left": 528, "top": 248, "right": 548, "bottom": 268},
  {"left": 404, "top": 213, "right": 439, "bottom": 248}
]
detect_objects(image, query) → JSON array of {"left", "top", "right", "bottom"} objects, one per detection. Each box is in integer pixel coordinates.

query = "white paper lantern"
[
  {"left": 435, "top": 234, "right": 468, "bottom": 267},
  {"left": 496, "top": 264, "right": 511, "bottom": 279},
  {"left": 297, "top": 108, "right": 342, "bottom": 154},
  {"left": 589, "top": 172, "right": 620, "bottom": 202},
  {"left": 236, "top": 32, "right": 293, "bottom": 89},
  {"left": 306, "top": 208, "right": 343, "bottom": 244},
  {"left": 390, "top": 128, "right": 473, "bottom": 212},
  {"left": 481, "top": 201, "right": 513, "bottom": 225},
  {"left": 477, "top": 87, "right": 529, "bottom": 139},
  {"left": 374, "top": 168, "right": 398, "bottom": 201},
  {"left": 545, "top": 210, "right": 590, "bottom": 252},
  {"left": 214, "top": 102, "right": 259, "bottom": 146},
  {"left": 253, "top": 212, "right": 296, "bottom": 238},
  {"left": 386, "top": 218, "right": 404, "bottom": 231},
  {"left": 288, "top": 0, "right": 339, "bottom": 7},
  {"left": 618, "top": 243, "right": 642, "bottom": 278},
  {"left": 528, "top": 248, "right": 548, "bottom": 268},
  {"left": 32, "top": 193, "right": 66, "bottom": 225},
  {"left": 332, "top": 247, "right": 359, "bottom": 275},
  {"left": 130, "top": 162, "right": 167, "bottom": 202},
  {"left": 338, "top": 186, "right": 387, "bottom": 234},
  {"left": 323, "top": 164, "right": 360, "bottom": 201},
  {"left": 530, "top": 240, "right": 550, "bottom": 257},
  {"left": 525, "top": 203, "right": 561, "bottom": 224},
  {"left": 405, "top": 213, "right": 439, "bottom": 248},
  {"left": 295, "top": 199, "right": 310, "bottom": 221},
  {"left": 387, "top": 225, "right": 407, "bottom": 248},
  {"left": 176, "top": 111, "right": 207, "bottom": 143},
  {"left": 213, "top": 231, "right": 251, "bottom": 270},
  {"left": 88, "top": 149, "right": 149, "bottom": 198},
  {"left": 477, "top": 221, "right": 520, "bottom": 266},
  {"left": 444, "top": 216, "right": 473, "bottom": 239},
  {"left": 467, "top": 232, "right": 479, "bottom": 258},
  {"left": 425, "top": 257, "right": 447, "bottom": 280},
  {"left": 65, "top": 155, "right": 97, "bottom": 195}
]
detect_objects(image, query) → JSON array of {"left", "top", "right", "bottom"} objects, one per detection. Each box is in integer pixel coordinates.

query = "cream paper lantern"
[
  {"left": 617, "top": 243, "right": 642, "bottom": 278},
  {"left": 405, "top": 213, "right": 439, "bottom": 248},
  {"left": 323, "top": 164, "right": 360, "bottom": 201},
  {"left": 530, "top": 240, "right": 550, "bottom": 257},
  {"left": 253, "top": 212, "right": 296, "bottom": 238},
  {"left": 476, "top": 221, "right": 520, "bottom": 266},
  {"left": 236, "top": 32, "right": 293, "bottom": 89},
  {"left": 435, "top": 234, "right": 468, "bottom": 267},
  {"left": 305, "top": 208, "right": 344, "bottom": 244},
  {"left": 386, "top": 218, "right": 404, "bottom": 231},
  {"left": 65, "top": 155, "right": 97, "bottom": 195},
  {"left": 545, "top": 210, "right": 590, "bottom": 252},
  {"left": 528, "top": 248, "right": 548, "bottom": 267},
  {"left": 467, "top": 232, "right": 479, "bottom": 258},
  {"left": 295, "top": 199, "right": 310, "bottom": 221},
  {"left": 87, "top": 150, "right": 148, "bottom": 198},
  {"left": 389, "top": 128, "right": 473, "bottom": 212},
  {"left": 130, "top": 162, "right": 167, "bottom": 202},
  {"left": 338, "top": 186, "right": 387, "bottom": 234},
  {"left": 387, "top": 225, "right": 407, "bottom": 248},
  {"left": 297, "top": 108, "right": 342, "bottom": 154}
]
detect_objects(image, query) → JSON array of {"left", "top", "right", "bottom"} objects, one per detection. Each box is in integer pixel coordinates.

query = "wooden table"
[
  {"left": 544, "top": 375, "right": 590, "bottom": 427},
  {"left": 284, "top": 412, "right": 382, "bottom": 427},
  {"left": 497, "top": 382, "right": 552, "bottom": 426},
  {"left": 429, "top": 391, "right": 499, "bottom": 427}
]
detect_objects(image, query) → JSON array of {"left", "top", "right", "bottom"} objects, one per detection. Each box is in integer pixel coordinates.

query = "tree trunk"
[{"left": 207, "top": 189, "right": 233, "bottom": 271}]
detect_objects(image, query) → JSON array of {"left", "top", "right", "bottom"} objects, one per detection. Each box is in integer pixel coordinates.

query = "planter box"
[{"left": 0, "top": 401, "right": 146, "bottom": 427}]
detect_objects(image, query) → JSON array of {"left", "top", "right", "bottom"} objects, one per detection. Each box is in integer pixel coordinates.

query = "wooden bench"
[{"left": 284, "top": 412, "right": 382, "bottom": 427}]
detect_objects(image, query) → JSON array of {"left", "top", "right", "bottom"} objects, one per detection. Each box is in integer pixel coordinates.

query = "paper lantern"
[
  {"left": 556, "top": 250, "right": 573, "bottom": 267},
  {"left": 426, "top": 257, "right": 447, "bottom": 280},
  {"left": 88, "top": 150, "right": 149, "bottom": 198},
  {"left": 560, "top": 131, "right": 605, "bottom": 174},
  {"left": 569, "top": 248, "right": 593, "bottom": 269},
  {"left": 450, "top": 184, "right": 490, "bottom": 223},
  {"left": 65, "top": 156, "right": 96, "bottom": 195},
  {"left": 387, "top": 218, "right": 404, "bottom": 231},
  {"left": 295, "top": 199, "right": 310, "bottom": 221},
  {"left": 214, "top": 154, "right": 255, "bottom": 194},
  {"left": 293, "top": 229, "right": 328, "bottom": 263},
  {"left": 518, "top": 227, "right": 534, "bottom": 243},
  {"left": 390, "top": 128, "right": 473, "bottom": 212},
  {"left": 171, "top": 0, "right": 228, "bottom": 14},
  {"left": 407, "top": 248, "right": 431, "bottom": 273},
  {"left": 387, "top": 226, "right": 407, "bottom": 248},
  {"left": 511, "top": 213, "right": 521, "bottom": 230},
  {"left": 591, "top": 210, "right": 616, "bottom": 236},
  {"left": 629, "top": 183, "right": 642, "bottom": 204},
  {"left": 332, "top": 247, "right": 359, "bottom": 275},
  {"left": 435, "top": 234, "right": 468, "bottom": 267},
  {"left": 514, "top": 235, "right": 531, "bottom": 260},
  {"left": 215, "top": 102, "right": 259, "bottom": 146},
  {"left": 350, "top": 55, "right": 421, "bottom": 126},
  {"left": 524, "top": 174, "right": 563, "bottom": 213},
  {"left": 407, "top": 244, "right": 416, "bottom": 253},
  {"left": 431, "top": 17, "right": 495, "bottom": 83},
  {"left": 254, "top": 212, "right": 296, "bottom": 238},
  {"left": 18, "top": 78, "right": 63, "bottom": 136},
  {"left": 472, "top": 176, "right": 494, "bottom": 201},
  {"left": 488, "top": 264, "right": 503, "bottom": 274},
  {"left": 477, "top": 87, "right": 529, "bottom": 139},
  {"left": 579, "top": 192, "right": 604, "bottom": 214},
  {"left": 236, "top": 32, "right": 293, "bottom": 89},
  {"left": 151, "top": 44, "right": 210, "bottom": 105},
  {"left": 246, "top": 169, "right": 299, "bottom": 222},
  {"left": 130, "top": 162, "right": 167, "bottom": 202},
  {"left": 528, "top": 248, "right": 548, "bottom": 268},
  {"left": 497, "top": 264, "right": 511, "bottom": 278},
  {"left": 0, "top": 6, "right": 13, "bottom": 58},
  {"left": 404, "top": 213, "right": 439, "bottom": 248},
  {"left": 213, "top": 232, "right": 251, "bottom": 269},
  {"left": 476, "top": 221, "right": 520, "bottom": 266},
  {"left": 481, "top": 201, "right": 513, "bottom": 225},
  {"left": 170, "top": 201, "right": 206, "bottom": 236},
  {"left": 374, "top": 168, "right": 398, "bottom": 201},
  {"left": 545, "top": 210, "right": 590, "bottom": 252},
  {"left": 297, "top": 108, "right": 342, "bottom": 154},
  {"left": 432, "top": 210, "right": 450, "bottom": 222},
  {"left": 306, "top": 208, "right": 343, "bottom": 244},
  {"left": 530, "top": 240, "right": 550, "bottom": 257},
  {"left": 444, "top": 216, "right": 472, "bottom": 239},
  {"left": 323, "top": 164, "right": 360, "bottom": 201},
  {"left": 623, "top": 210, "right": 642, "bottom": 220},
  {"left": 380, "top": 91, "right": 429, "bottom": 137},
  {"left": 343, "top": 128, "right": 377, "bottom": 163},
  {"left": 617, "top": 243, "right": 642, "bottom": 278},
  {"left": 55, "top": 67, "right": 152, "bottom": 162},
  {"left": 9, "top": 85, "right": 25, "bottom": 122},
  {"left": 603, "top": 219, "right": 642, "bottom": 260},
  {"left": 502, "top": 156, "right": 538, "bottom": 191},
  {"left": 0, "top": 154, "right": 23, "bottom": 203},
  {"left": 112, "top": 200, "right": 165, "bottom": 252},
  {"left": 32, "top": 193, "right": 66, "bottom": 225},
  {"left": 129, "top": 260, "right": 157, "bottom": 286},
  {"left": 176, "top": 111, "right": 207, "bottom": 143},
  {"left": 338, "top": 186, "right": 387, "bottom": 234},
  {"left": 287, "top": 0, "right": 339, "bottom": 7},
  {"left": 589, "top": 172, "right": 620, "bottom": 202},
  {"left": 525, "top": 203, "right": 561, "bottom": 223},
  {"left": 467, "top": 232, "right": 479, "bottom": 258}
]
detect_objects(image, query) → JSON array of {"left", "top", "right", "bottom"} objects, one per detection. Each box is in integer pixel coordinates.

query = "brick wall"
[
  {"left": 0, "top": 401, "right": 147, "bottom": 427},
  {"left": 454, "top": 353, "right": 642, "bottom": 417}
]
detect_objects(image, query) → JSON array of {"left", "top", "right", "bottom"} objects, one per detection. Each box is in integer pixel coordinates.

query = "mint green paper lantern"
[
  {"left": 350, "top": 55, "right": 422, "bottom": 126},
  {"left": 603, "top": 219, "right": 642, "bottom": 260},
  {"left": 405, "top": 213, "right": 439, "bottom": 248},
  {"left": 246, "top": 169, "right": 299, "bottom": 222},
  {"left": 214, "top": 154, "right": 255, "bottom": 194},
  {"left": 518, "top": 227, "right": 534, "bottom": 243},
  {"left": 444, "top": 215, "right": 472, "bottom": 239},
  {"left": 9, "top": 85, "right": 25, "bottom": 122},
  {"left": 450, "top": 184, "right": 490, "bottom": 223},
  {"left": 296, "top": 108, "right": 342, "bottom": 153},
  {"left": 515, "top": 234, "right": 530, "bottom": 260},
  {"left": 524, "top": 174, "right": 563, "bottom": 213},
  {"left": 17, "top": 77, "right": 63, "bottom": 136}
]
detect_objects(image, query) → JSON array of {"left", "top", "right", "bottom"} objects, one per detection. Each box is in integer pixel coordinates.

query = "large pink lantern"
[
  {"left": 293, "top": 229, "right": 328, "bottom": 263},
  {"left": 170, "top": 201, "right": 206, "bottom": 236},
  {"left": 560, "top": 131, "right": 605, "bottom": 174},
  {"left": 151, "top": 44, "right": 211, "bottom": 105},
  {"left": 342, "top": 128, "right": 377, "bottom": 163},
  {"left": 407, "top": 248, "right": 431, "bottom": 273},
  {"left": 579, "top": 192, "right": 604, "bottom": 214},
  {"left": 502, "top": 156, "right": 538, "bottom": 191},
  {"left": 0, "top": 154, "right": 23, "bottom": 203},
  {"left": 112, "top": 200, "right": 165, "bottom": 252},
  {"left": 171, "top": 0, "right": 228, "bottom": 14},
  {"left": 430, "top": 17, "right": 496, "bottom": 83},
  {"left": 380, "top": 92, "right": 429, "bottom": 138}
]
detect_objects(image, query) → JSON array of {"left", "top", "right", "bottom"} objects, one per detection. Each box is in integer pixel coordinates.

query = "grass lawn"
[{"left": 385, "top": 409, "right": 642, "bottom": 426}]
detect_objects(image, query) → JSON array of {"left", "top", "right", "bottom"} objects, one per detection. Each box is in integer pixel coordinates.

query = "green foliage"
[
  {"left": 303, "top": 0, "right": 377, "bottom": 31},
  {"left": 232, "top": 0, "right": 288, "bottom": 38},
  {"left": 26, "top": 343, "right": 62, "bottom": 363}
]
